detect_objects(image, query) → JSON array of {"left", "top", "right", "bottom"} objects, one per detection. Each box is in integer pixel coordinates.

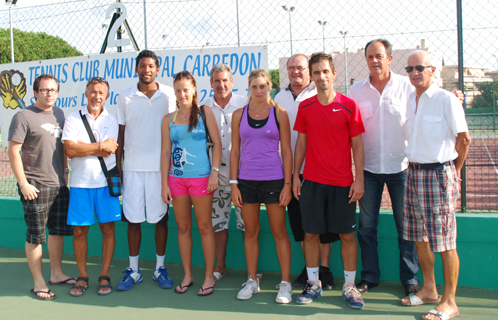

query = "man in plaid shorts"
[
  {"left": 401, "top": 51, "right": 471, "bottom": 320},
  {"left": 8, "top": 74, "right": 75, "bottom": 300}
]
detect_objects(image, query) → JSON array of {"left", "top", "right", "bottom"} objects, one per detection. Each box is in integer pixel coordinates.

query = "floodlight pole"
[
  {"left": 318, "top": 21, "right": 327, "bottom": 52},
  {"left": 282, "top": 6, "right": 295, "bottom": 55},
  {"left": 8, "top": 4, "right": 14, "bottom": 63},
  {"left": 143, "top": 0, "right": 147, "bottom": 49},
  {"left": 340, "top": 31, "right": 348, "bottom": 95}
]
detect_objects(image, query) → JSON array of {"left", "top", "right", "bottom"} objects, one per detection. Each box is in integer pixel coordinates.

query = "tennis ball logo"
[{"left": 0, "top": 70, "right": 27, "bottom": 110}]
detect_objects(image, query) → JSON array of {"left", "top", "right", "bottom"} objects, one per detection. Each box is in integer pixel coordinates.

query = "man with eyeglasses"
[
  {"left": 8, "top": 74, "right": 74, "bottom": 300},
  {"left": 61, "top": 77, "right": 120, "bottom": 296},
  {"left": 401, "top": 50, "right": 470, "bottom": 320},
  {"left": 115, "top": 50, "right": 177, "bottom": 291},
  {"left": 274, "top": 54, "right": 339, "bottom": 291},
  {"left": 203, "top": 64, "right": 246, "bottom": 281},
  {"left": 347, "top": 39, "right": 463, "bottom": 297}
]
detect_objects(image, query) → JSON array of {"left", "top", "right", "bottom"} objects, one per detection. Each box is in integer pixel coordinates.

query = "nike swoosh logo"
[
  {"left": 352, "top": 224, "right": 356, "bottom": 228},
  {"left": 333, "top": 109, "right": 341, "bottom": 112},
  {"left": 270, "top": 192, "right": 275, "bottom": 194}
]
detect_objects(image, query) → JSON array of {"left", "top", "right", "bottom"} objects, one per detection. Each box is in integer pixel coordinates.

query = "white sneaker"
[
  {"left": 237, "top": 277, "right": 260, "bottom": 300},
  {"left": 275, "top": 281, "right": 293, "bottom": 304}
]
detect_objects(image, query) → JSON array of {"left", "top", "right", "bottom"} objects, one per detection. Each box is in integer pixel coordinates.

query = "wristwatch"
[
  {"left": 64, "top": 168, "right": 69, "bottom": 174},
  {"left": 211, "top": 167, "right": 220, "bottom": 172},
  {"left": 229, "top": 180, "right": 238, "bottom": 184}
]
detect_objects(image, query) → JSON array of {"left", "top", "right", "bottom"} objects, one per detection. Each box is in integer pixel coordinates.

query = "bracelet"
[
  {"left": 285, "top": 182, "right": 292, "bottom": 185},
  {"left": 211, "top": 167, "right": 220, "bottom": 172},
  {"left": 229, "top": 180, "right": 238, "bottom": 184},
  {"left": 20, "top": 182, "right": 29, "bottom": 190}
]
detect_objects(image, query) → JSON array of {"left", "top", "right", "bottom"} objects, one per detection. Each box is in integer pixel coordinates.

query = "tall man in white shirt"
[
  {"left": 400, "top": 50, "right": 470, "bottom": 320},
  {"left": 348, "top": 39, "right": 419, "bottom": 296},
  {"left": 274, "top": 54, "right": 339, "bottom": 290},
  {"left": 62, "top": 77, "right": 120, "bottom": 296},
  {"left": 115, "top": 50, "right": 177, "bottom": 291},
  {"left": 203, "top": 64, "right": 246, "bottom": 280}
]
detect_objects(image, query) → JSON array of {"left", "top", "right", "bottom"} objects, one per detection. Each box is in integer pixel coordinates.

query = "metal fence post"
[{"left": 457, "top": 0, "right": 466, "bottom": 212}]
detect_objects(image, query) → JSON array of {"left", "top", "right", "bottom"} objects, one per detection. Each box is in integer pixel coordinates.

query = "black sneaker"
[
  {"left": 355, "top": 280, "right": 378, "bottom": 293},
  {"left": 319, "top": 266, "right": 336, "bottom": 290},
  {"left": 404, "top": 283, "right": 419, "bottom": 296},
  {"left": 293, "top": 266, "right": 308, "bottom": 288}
]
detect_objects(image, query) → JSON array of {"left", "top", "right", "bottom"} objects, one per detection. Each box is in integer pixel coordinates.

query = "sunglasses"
[
  {"left": 87, "top": 77, "right": 109, "bottom": 89},
  {"left": 405, "top": 65, "right": 433, "bottom": 73},
  {"left": 174, "top": 71, "right": 193, "bottom": 80}
]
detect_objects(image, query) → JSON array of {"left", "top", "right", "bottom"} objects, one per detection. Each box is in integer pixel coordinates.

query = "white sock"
[
  {"left": 306, "top": 267, "right": 319, "bottom": 285},
  {"left": 344, "top": 270, "right": 356, "bottom": 288},
  {"left": 129, "top": 255, "right": 139, "bottom": 272},
  {"left": 156, "top": 254, "right": 165, "bottom": 270}
]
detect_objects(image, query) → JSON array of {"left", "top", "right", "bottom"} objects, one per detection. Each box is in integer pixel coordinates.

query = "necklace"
[
  {"left": 250, "top": 105, "right": 269, "bottom": 117},
  {"left": 178, "top": 109, "right": 190, "bottom": 119}
]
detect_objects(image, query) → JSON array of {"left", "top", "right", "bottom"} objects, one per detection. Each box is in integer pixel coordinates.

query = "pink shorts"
[{"left": 168, "top": 176, "right": 214, "bottom": 197}]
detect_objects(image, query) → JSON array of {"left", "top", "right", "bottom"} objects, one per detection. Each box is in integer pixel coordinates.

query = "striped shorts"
[
  {"left": 402, "top": 163, "right": 459, "bottom": 252},
  {"left": 19, "top": 181, "right": 73, "bottom": 245}
]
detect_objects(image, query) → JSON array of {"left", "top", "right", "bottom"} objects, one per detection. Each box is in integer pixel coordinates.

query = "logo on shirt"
[
  {"left": 41, "top": 123, "right": 62, "bottom": 138},
  {"left": 0, "top": 70, "right": 27, "bottom": 110},
  {"left": 333, "top": 108, "right": 342, "bottom": 112}
]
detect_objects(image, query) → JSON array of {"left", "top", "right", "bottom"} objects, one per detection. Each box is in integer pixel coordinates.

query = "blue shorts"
[{"left": 67, "top": 187, "right": 121, "bottom": 225}]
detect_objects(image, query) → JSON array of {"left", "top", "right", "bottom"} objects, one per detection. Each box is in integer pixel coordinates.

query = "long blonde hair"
[{"left": 247, "top": 68, "right": 280, "bottom": 112}]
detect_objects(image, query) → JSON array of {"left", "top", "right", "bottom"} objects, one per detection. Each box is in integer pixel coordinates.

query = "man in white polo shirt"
[
  {"left": 115, "top": 50, "right": 177, "bottom": 291},
  {"left": 62, "top": 77, "right": 120, "bottom": 296},
  {"left": 401, "top": 50, "right": 470, "bottom": 320},
  {"left": 274, "top": 54, "right": 339, "bottom": 290},
  {"left": 203, "top": 64, "right": 246, "bottom": 281}
]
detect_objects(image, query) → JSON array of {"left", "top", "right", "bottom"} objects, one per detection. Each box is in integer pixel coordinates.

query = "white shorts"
[
  {"left": 122, "top": 171, "right": 169, "bottom": 224},
  {"left": 212, "top": 185, "right": 245, "bottom": 232}
]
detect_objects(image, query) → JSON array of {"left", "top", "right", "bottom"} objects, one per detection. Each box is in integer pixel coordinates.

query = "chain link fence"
[{"left": 0, "top": 0, "right": 497, "bottom": 211}]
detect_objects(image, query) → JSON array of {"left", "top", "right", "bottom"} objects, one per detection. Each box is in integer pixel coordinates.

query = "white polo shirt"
[
  {"left": 274, "top": 82, "right": 317, "bottom": 174},
  {"left": 62, "top": 106, "right": 118, "bottom": 188},
  {"left": 117, "top": 82, "right": 176, "bottom": 172},
  {"left": 348, "top": 71, "right": 414, "bottom": 174},
  {"left": 405, "top": 82, "right": 468, "bottom": 164},
  {"left": 204, "top": 93, "right": 246, "bottom": 186}
]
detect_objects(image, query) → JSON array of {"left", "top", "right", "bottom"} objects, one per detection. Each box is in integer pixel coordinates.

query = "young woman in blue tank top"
[
  {"left": 160, "top": 71, "right": 222, "bottom": 296},
  {"left": 230, "top": 69, "right": 293, "bottom": 303}
]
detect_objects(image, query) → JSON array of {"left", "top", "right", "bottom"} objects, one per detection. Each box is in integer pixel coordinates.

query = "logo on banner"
[{"left": 0, "top": 70, "right": 27, "bottom": 110}]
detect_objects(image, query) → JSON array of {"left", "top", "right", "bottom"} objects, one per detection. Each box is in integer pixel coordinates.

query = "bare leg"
[
  {"left": 423, "top": 249, "right": 460, "bottom": 320},
  {"left": 172, "top": 195, "right": 194, "bottom": 292},
  {"left": 70, "top": 226, "right": 89, "bottom": 296},
  {"left": 192, "top": 194, "right": 216, "bottom": 294},
  {"left": 127, "top": 223, "right": 142, "bottom": 257},
  {"left": 320, "top": 243, "right": 332, "bottom": 268},
  {"left": 241, "top": 203, "right": 261, "bottom": 280},
  {"left": 98, "top": 222, "right": 116, "bottom": 295},
  {"left": 266, "top": 203, "right": 291, "bottom": 282},
  {"left": 401, "top": 241, "right": 439, "bottom": 305},
  {"left": 48, "top": 235, "right": 74, "bottom": 284},
  {"left": 26, "top": 242, "right": 53, "bottom": 298},
  {"left": 339, "top": 232, "right": 358, "bottom": 271},
  {"left": 155, "top": 220, "right": 168, "bottom": 256},
  {"left": 304, "top": 233, "right": 320, "bottom": 269},
  {"left": 214, "top": 229, "right": 228, "bottom": 275}
]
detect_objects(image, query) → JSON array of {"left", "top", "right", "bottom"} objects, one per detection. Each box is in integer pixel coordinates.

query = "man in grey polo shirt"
[{"left": 203, "top": 64, "right": 246, "bottom": 281}]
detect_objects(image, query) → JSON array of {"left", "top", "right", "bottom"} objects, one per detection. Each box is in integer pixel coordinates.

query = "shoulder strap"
[
  {"left": 79, "top": 110, "right": 109, "bottom": 177},
  {"left": 199, "top": 105, "right": 211, "bottom": 143},
  {"left": 273, "top": 105, "right": 280, "bottom": 131}
]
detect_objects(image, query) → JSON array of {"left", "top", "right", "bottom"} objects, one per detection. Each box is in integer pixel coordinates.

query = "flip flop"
[
  {"left": 401, "top": 293, "right": 440, "bottom": 306},
  {"left": 198, "top": 284, "right": 216, "bottom": 296},
  {"left": 48, "top": 277, "right": 76, "bottom": 286},
  {"left": 97, "top": 276, "right": 112, "bottom": 296},
  {"left": 422, "top": 308, "right": 460, "bottom": 320},
  {"left": 30, "top": 288, "right": 56, "bottom": 300},
  {"left": 174, "top": 281, "right": 193, "bottom": 294},
  {"left": 70, "top": 277, "right": 89, "bottom": 297},
  {"left": 213, "top": 272, "right": 226, "bottom": 281}
]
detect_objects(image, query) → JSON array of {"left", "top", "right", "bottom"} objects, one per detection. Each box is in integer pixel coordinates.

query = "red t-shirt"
[{"left": 293, "top": 93, "right": 365, "bottom": 186}]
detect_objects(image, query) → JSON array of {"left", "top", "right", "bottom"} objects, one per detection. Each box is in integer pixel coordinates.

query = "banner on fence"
[{"left": 0, "top": 46, "right": 268, "bottom": 146}]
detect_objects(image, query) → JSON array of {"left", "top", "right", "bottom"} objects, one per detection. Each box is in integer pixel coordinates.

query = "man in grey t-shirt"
[{"left": 8, "top": 74, "right": 74, "bottom": 300}]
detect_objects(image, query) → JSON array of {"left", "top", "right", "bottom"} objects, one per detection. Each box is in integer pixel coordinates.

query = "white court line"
[{"left": 480, "top": 138, "right": 498, "bottom": 176}]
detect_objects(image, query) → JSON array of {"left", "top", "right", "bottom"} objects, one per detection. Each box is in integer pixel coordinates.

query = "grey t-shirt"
[{"left": 8, "top": 105, "right": 66, "bottom": 187}]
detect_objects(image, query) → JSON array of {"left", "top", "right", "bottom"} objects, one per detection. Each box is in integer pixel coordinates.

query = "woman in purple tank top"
[{"left": 230, "top": 69, "right": 293, "bottom": 303}]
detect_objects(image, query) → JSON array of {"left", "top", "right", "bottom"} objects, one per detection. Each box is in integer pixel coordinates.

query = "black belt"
[{"left": 409, "top": 161, "right": 453, "bottom": 170}]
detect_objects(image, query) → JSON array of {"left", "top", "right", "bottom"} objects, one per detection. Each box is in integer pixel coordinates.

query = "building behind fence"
[{"left": 0, "top": 0, "right": 497, "bottom": 212}]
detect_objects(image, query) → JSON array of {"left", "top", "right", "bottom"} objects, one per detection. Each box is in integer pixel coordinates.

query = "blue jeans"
[{"left": 358, "top": 170, "right": 419, "bottom": 285}]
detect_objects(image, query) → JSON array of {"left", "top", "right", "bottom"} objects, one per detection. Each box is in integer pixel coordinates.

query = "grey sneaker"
[
  {"left": 237, "top": 277, "right": 260, "bottom": 300},
  {"left": 275, "top": 281, "right": 293, "bottom": 304}
]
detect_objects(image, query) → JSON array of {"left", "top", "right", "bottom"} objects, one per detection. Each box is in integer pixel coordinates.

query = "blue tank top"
[
  {"left": 169, "top": 112, "right": 211, "bottom": 178},
  {"left": 238, "top": 105, "right": 284, "bottom": 181}
]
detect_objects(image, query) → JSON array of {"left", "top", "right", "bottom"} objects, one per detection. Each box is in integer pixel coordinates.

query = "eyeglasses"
[
  {"left": 38, "top": 89, "right": 59, "bottom": 95},
  {"left": 174, "top": 71, "right": 193, "bottom": 80},
  {"left": 405, "top": 65, "right": 433, "bottom": 73},
  {"left": 288, "top": 66, "right": 307, "bottom": 72},
  {"left": 87, "top": 77, "right": 109, "bottom": 89}
]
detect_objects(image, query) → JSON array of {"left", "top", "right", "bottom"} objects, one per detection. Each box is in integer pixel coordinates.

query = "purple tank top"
[{"left": 238, "top": 105, "right": 284, "bottom": 181}]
